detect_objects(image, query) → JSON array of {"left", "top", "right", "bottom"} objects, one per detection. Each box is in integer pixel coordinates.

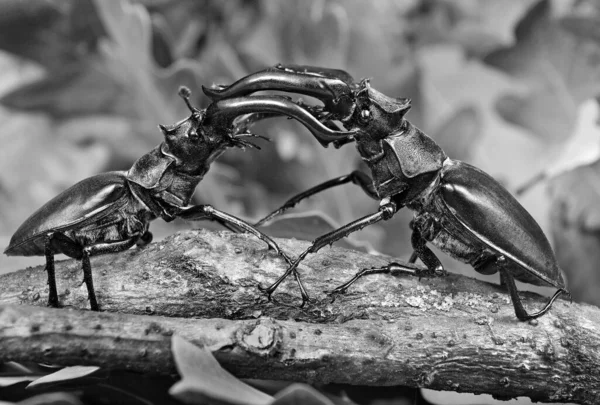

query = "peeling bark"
[{"left": 0, "top": 229, "right": 599, "bottom": 404}]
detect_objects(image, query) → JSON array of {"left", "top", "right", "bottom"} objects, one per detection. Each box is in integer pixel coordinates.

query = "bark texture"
[{"left": 0, "top": 229, "right": 599, "bottom": 404}]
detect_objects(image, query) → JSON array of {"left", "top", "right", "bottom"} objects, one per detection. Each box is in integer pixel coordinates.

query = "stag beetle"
[
  {"left": 203, "top": 64, "right": 569, "bottom": 321},
  {"left": 4, "top": 86, "right": 350, "bottom": 311}
]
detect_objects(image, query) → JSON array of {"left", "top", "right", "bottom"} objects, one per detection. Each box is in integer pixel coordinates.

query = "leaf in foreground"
[
  {"left": 26, "top": 366, "right": 100, "bottom": 389},
  {"left": 12, "top": 392, "right": 82, "bottom": 405},
  {"left": 271, "top": 384, "right": 335, "bottom": 405},
  {"left": 169, "top": 335, "right": 273, "bottom": 405},
  {"left": 0, "top": 376, "right": 38, "bottom": 387}
]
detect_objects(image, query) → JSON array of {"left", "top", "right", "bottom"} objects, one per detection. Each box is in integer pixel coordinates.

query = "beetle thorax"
[{"left": 354, "top": 134, "right": 385, "bottom": 163}]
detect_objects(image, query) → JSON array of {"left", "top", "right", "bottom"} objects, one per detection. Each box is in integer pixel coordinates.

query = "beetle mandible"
[
  {"left": 4, "top": 86, "right": 350, "bottom": 311},
  {"left": 203, "top": 64, "right": 570, "bottom": 321}
]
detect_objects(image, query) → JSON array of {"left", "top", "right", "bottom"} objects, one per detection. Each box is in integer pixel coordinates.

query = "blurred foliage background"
[
  {"left": 1, "top": 1, "right": 600, "bottom": 404},
  {"left": 2, "top": 0, "right": 600, "bottom": 312}
]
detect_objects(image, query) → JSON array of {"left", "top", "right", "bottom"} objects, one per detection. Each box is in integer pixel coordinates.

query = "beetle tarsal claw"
[{"left": 327, "top": 287, "right": 347, "bottom": 298}]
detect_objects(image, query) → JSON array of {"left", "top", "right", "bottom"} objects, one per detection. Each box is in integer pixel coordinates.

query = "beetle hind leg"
[
  {"left": 330, "top": 216, "right": 446, "bottom": 295},
  {"left": 328, "top": 213, "right": 444, "bottom": 296},
  {"left": 136, "top": 231, "right": 153, "bottom": 247},
  {"left": 45, "top": 232, "right": 88, "bottom": 308},
  {"left": 329, "top": 262, "right": 422, "bottom": 296},
  {"left": 47, "top": 232, "right": 142, "bottom": 311},
  {"left": 82, "top": 236, "right": 143, "bottom": 311},
  {"left": 44, "top": 234, "right": 62, "bottom": 308},
  {"left": 497, "top": 257, "right": 565, "bottom": 321}
]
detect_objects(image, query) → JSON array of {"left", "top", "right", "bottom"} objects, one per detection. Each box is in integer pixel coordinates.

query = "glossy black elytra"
[
  {"left": 4, "top": 86, "right": 351, "bottom": 311},
  {"left": 203, "top": 64, "right": 569, "bottom": 321}
]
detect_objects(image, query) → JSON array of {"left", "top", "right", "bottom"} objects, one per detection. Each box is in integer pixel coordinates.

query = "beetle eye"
[
  {"left": 187, "top": 128, "right": 199, "bottom": 141},
  {"left": 358, "top": 109, "right": 371, "bottom": 125}
]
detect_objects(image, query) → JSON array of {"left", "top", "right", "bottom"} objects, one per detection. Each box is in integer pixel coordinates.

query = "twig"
[{"left": 0, "top": 229, "right": 598, "bottom": 404}]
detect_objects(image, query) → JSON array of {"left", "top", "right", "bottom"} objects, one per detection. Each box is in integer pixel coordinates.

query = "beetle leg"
[
  {"left": 45, "top": 232, "right": 89, "bottom": 308},
  {"left": 408, "top": 252, "right": 419, "bottom": 264},
  {"left": 136, "top": 231, "right": 153, "bottom": 247},
  {"left": 260, "top": 200, "right": 400, "bottom": 305},
  {"left": 80, "top": 250, "right": 96, "bottom": 310},
  {"left": 46, "top": 232, "right": 142, "bottom": 310},
  {"left": 205, "top": 216, "right": 246, "bottom": 233},
  {"left": 177, "top": 205, "right": 291, "bottom": 259},
  {"left": 497, "top": 257, "right": 566, "bottom": 321},
  {"left": 81, "top": 236, "right": 142, "bottom": 311},
  {"left": 44, "top": 235, "right": 61, "bottom": 308},
  {"left": 329, "top": 262, "right": 422, "bottom": 297},
  {"left": 176, "top": 205, "right": 309, "bottom": 302},
  {"left": 407, "top": 219, "right": 419, "bottom": 263},
  {"left": 472, "top": 252, "right": 498, "bottom": 275},
  {"left": 255, "top": 171, "right": 378, "bottom": 226}
]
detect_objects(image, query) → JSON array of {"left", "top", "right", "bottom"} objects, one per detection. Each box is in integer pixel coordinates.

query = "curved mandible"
[
  {"left": 202, "top": 64, "right": 357, "bottom": 120},
  {"left": 273, "top": 63, "right": 355, "bottom": 84},
  {"left": 204, "top": 95, "right": 356, "bottom": 147}
]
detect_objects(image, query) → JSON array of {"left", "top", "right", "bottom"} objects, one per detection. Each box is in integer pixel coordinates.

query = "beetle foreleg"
[
  {"left": 178, "top": 205, "right": 291, "bottom": 260},
  {"left": 259, "top": 201, "right": 400, "bottom": 305},
  {"left": 497, "top": 257, "right": 566, "bottom": 321},
  {"left": 254, "top": 171, "right": 378, "bottom": 227},
  {"left": 177, "top": 205, "right": 308, "bottom": 301}
]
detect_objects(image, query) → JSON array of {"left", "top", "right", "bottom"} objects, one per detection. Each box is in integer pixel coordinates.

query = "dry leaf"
[
  {"left": 27, "top": 366, "right": 100, "bottom": 389},
  {"left": 271, "top": 384, "right": 335, "bottom": 405},
  {"left": 169, "top": 335, "right": 273, "bottom": 405}
]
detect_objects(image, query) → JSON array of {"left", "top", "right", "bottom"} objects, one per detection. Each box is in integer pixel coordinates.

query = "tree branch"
[{"left": 0, "top": 229, "right": 598, "bottom": 404}]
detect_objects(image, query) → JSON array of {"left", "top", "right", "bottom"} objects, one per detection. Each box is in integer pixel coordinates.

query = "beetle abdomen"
[
  {"left": 436, "top": 160, "right": 565, "bottom": 289},
  {"left": 4, "top": 172, "right": 130, "bottom": 256}
]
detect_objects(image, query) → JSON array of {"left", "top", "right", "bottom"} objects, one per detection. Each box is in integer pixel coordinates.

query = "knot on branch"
[{"left": 236, "top": 318, "right": 283, "bottom": 357}]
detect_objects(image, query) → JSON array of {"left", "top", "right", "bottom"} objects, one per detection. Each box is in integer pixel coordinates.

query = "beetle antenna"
[
  {"left": 233, "top": 137, "right": 261, "bottom": 150},
  {"left": 235, "top": 132, "right": 271, "bottom": 143},
  {"left": 230, "top": 132, "right": 268, "bottom": 150},
  {"left": 178, "top": 86, "right": 196, "bottom": 113}
]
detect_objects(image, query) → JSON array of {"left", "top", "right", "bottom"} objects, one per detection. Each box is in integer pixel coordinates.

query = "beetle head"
[
  {"left": 345, "top": 79, "right": 411, "bottom": 140},
  {"left": 159, "top": 87, "right": 239, "bottom": 172}
]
